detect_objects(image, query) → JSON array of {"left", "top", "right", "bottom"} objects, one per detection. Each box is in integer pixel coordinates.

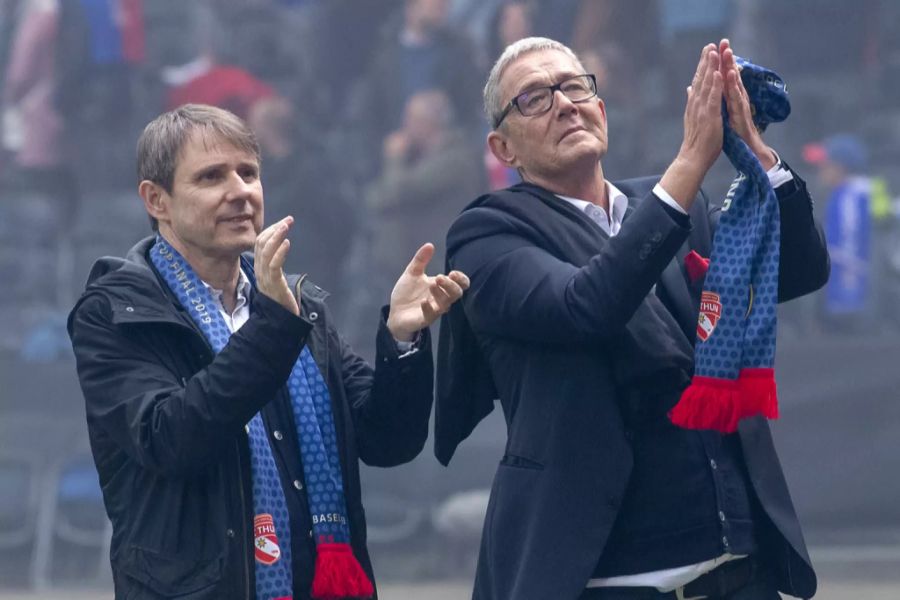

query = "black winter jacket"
[{"left": 68, "top": 237, "right": 434, "bottom": 599}]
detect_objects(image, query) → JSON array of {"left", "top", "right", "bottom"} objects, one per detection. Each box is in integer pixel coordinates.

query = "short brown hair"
[{"left": 136, "top": 104, "right": 261, "bottom": 230}]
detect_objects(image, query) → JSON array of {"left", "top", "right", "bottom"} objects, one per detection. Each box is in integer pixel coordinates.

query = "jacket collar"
[{"left": 73, "top": 237, "right": 244, "bottom": 334}]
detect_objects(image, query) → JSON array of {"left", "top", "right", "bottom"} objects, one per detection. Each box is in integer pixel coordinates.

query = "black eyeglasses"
[{"left": 494, "top": 74, "right": 598, "bottom": 129}]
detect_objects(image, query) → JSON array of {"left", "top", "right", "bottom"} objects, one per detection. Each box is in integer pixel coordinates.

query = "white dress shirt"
[{"left": 203, "top": 269, "right": 252, "bottom": 333}]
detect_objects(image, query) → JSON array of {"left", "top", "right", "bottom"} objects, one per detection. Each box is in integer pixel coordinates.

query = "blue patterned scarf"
[
  {"left": 669, "top": 57, "right": 790, "bottom": 433},
  {"left": 150, "top": 237, "right": 373, "bottom": 600}
]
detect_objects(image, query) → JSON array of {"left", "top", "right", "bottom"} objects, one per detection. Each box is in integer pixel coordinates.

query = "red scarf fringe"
[
  {"left": 669, "top": 369, "right": 778, "bottom": 433},
  {"left": 311, "top": 543, "right": 374, "bottom": 600}
]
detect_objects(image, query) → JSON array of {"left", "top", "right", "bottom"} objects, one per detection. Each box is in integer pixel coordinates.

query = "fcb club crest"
[
  {"left": 254, "top": 513, "right": 282, "bottom": 565},
  {"left": 697, "top": 291, "right": 723, "bottom": 342}
]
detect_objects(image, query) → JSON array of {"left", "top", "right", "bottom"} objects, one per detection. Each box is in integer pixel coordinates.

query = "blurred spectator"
[
  {"left": 163, "top": 50, "right": 275, "bottom": 121},
  {"left": 205, "top": 2, "right": 296, "bottom": 84},
  {"left": 567, "top": 1, "right": 659, "bottom": 177},
  {"left": 571, "top": 0, "right": 659, "bottom": 76},
  {"left": 658, "top": 0, "right": 733, "bottom": 115},
  {"left": 577, "top": 44, "right": 648, "bottom": 178},
  {"left": 367, "top": 89, "right": 485, "bottom": 285},
  {"left": 482, "top": 0, "right": 534, "bottom": 190},
  {"left": 55, "top": 0, "right": 146, "bottom": 191},
  {"left": 529, "top": 0, "right": 580, "bottom": 44},
  {"left": 1, "top": 0, "right": 73, "bottom": 209},
  {"left": 0, "top": 0, "right": 79, "bottom": 341},
  {"left": 804, "top": 134, "right": 874, "bottom": 332},
  {"left": 292, "top": 0, "right": 400, "bottom": 127},
  {"left": 485, "top": 0, "right": 533, "bottom": 68},
  {"left": 345, "top": 89, "right": 484, "bottom": 357},
  {"left": 450, "top": 0, "right": 580, "bottom": 59},
  {"left": 246, "top": 96, "right": 353, "bottom": 303},
  {"left": 348, "top": 0, "right": 482, "bottom": 181}
]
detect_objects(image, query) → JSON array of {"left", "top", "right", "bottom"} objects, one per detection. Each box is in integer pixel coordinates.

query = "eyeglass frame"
[{"left": 493, "top": 73, "right": 598, "bottom": 129}]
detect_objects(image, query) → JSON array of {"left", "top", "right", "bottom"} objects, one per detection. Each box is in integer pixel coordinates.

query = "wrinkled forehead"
[
  {"left": 500, "top": 49, "right": 585, "bottom": 99},
  {"left": 176, "top": 127, "right": 258, "bottom": 170}
]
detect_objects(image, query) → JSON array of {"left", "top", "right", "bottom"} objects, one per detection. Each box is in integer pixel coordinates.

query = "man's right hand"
[
  {"left": 659, "top": 43, "right": 724, "bottom": 210},
  {"left": 254, "top": 216, "right": 300, "bottom": 316}
]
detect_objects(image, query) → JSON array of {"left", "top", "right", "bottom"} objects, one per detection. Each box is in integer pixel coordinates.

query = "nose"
[
  {"left": 553, "top": 89, "right": 578, "bottom": 117},
  {"left": 224, "top": 170, "right": 254, "bottom": 200}
]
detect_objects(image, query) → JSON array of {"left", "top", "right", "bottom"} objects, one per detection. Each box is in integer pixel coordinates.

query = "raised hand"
[
  {"left": 254, "top": 216, "right": 299, "bottom": 316},
  {"left": 386, "top": 243, "right": 470, "bottom": 342},
  {"left": 659, "top": 43, "right": 724, "bottom": 210},
  {"left": 680, "top": 43, "right": 725, "bottom": 174},
  {"left": 719, "top": 38, "right": 777, "bottom": 169}
]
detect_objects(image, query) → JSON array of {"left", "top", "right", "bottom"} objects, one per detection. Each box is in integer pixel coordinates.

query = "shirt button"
[
  {"left": 244, "top": 424, "right": 250, "bottom": 434},
  {"left": 273, "top": 430, "right": 283, "bottom": 441},
  {"left": 650, "top": 232, "right": 663, "bottom": 243},
  {"left": 125, "top": 306, "right": 134, "bottom": 312},
  {"left": 226, "top": 528, "right": 235, "bottom": 538},
  {"left": 308, "top": 311, "right": 319, "bottom": 321},
  {"left": 710, "top": 459, "right": 718, "bottom": 470},
  {"left": 308, "top": 529, "right": 314, "bottom": 538},
  {"left": 293, "top": 480, "right": 303, "bottom": 491},
  {"left": 719, "top": 511, "right": 726, "bottom": 522},
  {"left": 722, "top": 536, "right": 729, "bottom": 547}
]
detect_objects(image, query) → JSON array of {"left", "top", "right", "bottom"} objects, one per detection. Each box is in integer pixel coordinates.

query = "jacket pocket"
[
  {"left": 118, "top": 546, "right": 224, "bottom": 598},
  {"left": 499, "top": 453, "right": 544, "bottom": 470}
]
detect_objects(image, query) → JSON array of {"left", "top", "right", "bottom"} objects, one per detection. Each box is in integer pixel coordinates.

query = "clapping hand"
[
  {"left": 386, "top": 243, "right": 470, "bottom": 342},
  {"left": 254, "top": 216, "right": 299, "bottom": 316}
]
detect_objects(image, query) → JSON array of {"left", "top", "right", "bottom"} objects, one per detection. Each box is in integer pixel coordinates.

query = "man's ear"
[
  {"left": 597, "top": 97, "right": 607, "bottom": 125},
  {"left": 139, "top": 180, "right": 169, "bottom": 226},
  {"left": 487, "top": 130, "right": 518, "bottom": 169}
]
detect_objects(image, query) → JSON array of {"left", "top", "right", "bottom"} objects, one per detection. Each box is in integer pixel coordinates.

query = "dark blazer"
[{"left": 435, "top": 172, "right": 829, "bottom": 600}]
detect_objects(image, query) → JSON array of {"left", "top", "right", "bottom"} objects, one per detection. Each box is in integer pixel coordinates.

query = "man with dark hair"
[
  {"left": 68, "top": 103, "right": 469, "bottom": 599},
  {"left": 436, "top": 38, "right": 829, "bottom": 600}
]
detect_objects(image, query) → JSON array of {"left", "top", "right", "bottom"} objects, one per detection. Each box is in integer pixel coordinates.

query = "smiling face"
[
  {"left": 145, "top": 129, "right": 264, "bottom": 264},
  {"left": 488, "top": 48, "right": 608, "bottom": 183}
]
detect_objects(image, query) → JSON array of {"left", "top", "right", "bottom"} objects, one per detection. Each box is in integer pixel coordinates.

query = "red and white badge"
[
  {"left": 697, "top": 291, "right": 722, "bottom": 342},
  {"left": 254, "top": 513, "right": 282, "bottom": 565}
]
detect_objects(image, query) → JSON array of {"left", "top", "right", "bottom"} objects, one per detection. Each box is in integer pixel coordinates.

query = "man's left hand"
[
  {"left": 719, "top": 39, "right": 777, "bottom": 170},
  {"left": 386, "top": 243, "right": 470, "bottom": 342}
]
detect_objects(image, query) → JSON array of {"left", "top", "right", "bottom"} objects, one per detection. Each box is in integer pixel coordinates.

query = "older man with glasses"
[{"left": 435, "top": 37, "right": 829, "bottom": 600}]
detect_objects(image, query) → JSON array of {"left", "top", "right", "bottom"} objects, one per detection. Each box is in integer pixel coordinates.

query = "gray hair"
[
  {"left": 483, "top": 36, "right": 585, "bottom": 129},
  {"left": 137, "top": 104, "right": 261, "bottom": 230}
]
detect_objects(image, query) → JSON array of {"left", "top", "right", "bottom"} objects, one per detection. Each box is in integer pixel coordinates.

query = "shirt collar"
[
  {"left": 556, "top": 181, "right": 629, "bottom": 223},
  {"left": 202, "top": 268, "right": 251, "bottom": 309}
]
